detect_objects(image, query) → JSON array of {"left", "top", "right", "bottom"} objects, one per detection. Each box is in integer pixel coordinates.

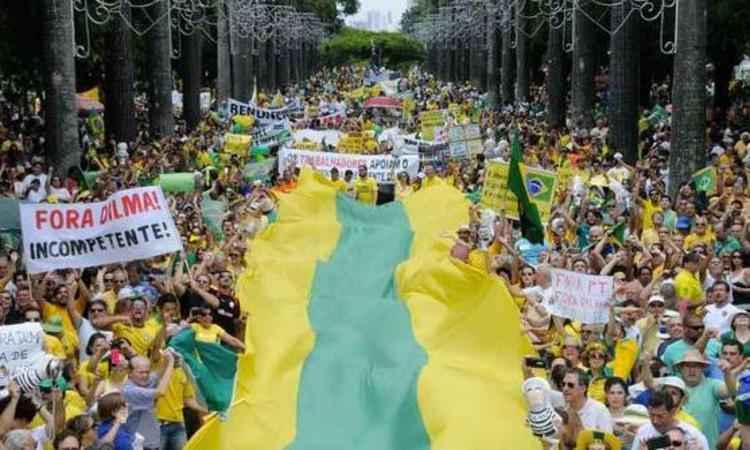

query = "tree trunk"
[
  {"left": 231, "top": 34, "right": 251, "bottom": 102},
  {"left": 571, "top": 5, "right": 595, "bottom": 129},
  {"left": 546, "top": 17, "right": 566, "bottom": 128},
  {"left": 515, "top": 2, "right": 529, "bottom": 103},
  {"left": 278, "top": 44, "right": 289, "bottom": 91},
  {"left": 267, "top": 40, "right": 277, "bottom": 92},
  {"left": 104, "top": 3, "right": 136, "bottom": 144},
  {"left": 669, "top": 0, "right": 707, "bottom": 195},
  {"left": 608, "top": 3, "right": 640, "bottom": 163},
  {"left": 183, "top": 31, "right": 203, "bottom": 130},
  {"left": 146, "top": 0, "right": 174, "bottom": 139},
  {"left": 486, "top": 0, "right": 499, "bottom": 108},
  {"left": 501, "top": 15, "right": 514, "bottom": 106},
  {"left": 42, "top": 0, "right": 80, "bottom": 173},
  {"left": 216, "top": 0, "right": 231, "bottom": 102}
]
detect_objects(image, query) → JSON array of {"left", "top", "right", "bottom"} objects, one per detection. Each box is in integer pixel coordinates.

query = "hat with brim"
[
  {"left": 614, "top": 404, "right": 650, "bottom": 427},
  {"left": 42, "top": 315, "right": 64, "bottom": 334},
  {"left": 675, "top": 349, "right": 709, "bottom": 367},
  {"left": 656, "top": 375, "right": 687, "bottom": 395},
  {"left": 730, "top": 310, "right": 750, "bottom": 330}
]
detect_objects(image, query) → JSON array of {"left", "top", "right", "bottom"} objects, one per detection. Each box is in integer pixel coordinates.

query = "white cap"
[
  {"left": 657, "top": 376, "right": 687, "bottom": 394},
  {"left": 647, "top": 295, "right": 665, "bottom": 306},
  {"left": 117, "top": 287, "right": 137, "bottom": 301},
  {"left": 613, "top": 152, "right": 623, "bottom": 161}
]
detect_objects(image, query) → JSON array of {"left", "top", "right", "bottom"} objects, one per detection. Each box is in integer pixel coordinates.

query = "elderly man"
[
  {"left": 633, "top": 390, "right": 708, "bottom": 450},
  {"left": 661, "top": 314, "right": 721, "bottom": 373},
  {"left": 123, "top": 353, "right": 175, "bottom": 450},
  {"left": 675, "top": 350, "right": 739, "bottom": 450}
]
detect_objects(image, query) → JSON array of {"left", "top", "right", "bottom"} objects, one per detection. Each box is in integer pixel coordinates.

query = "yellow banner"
[
  {"left": 479, "top": 162, "right": 558, "bottom": 224},
  {"left": 419, "top": 110, "right": 444, "bottom": 142},
  {"left": 224, "top": 133, "right": 251, "bottom": 155}
]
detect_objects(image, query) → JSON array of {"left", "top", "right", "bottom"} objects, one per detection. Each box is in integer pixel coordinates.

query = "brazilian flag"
[
  {"left": 184, "top": 169, "right": 539, "bottom": 450},
  {"left": 507, "top": 131, "right": 545, "bottom": 244}
]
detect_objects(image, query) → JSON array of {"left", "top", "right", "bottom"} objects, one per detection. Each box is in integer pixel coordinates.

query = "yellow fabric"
[
  {"left": 331, "top": 179, "right": 347, "bottom": 192},
  {"left": 191, "top": 323, "right": 224, "bottom": 344},
  {"left": 398, "top": 182, "right": 539, "bottom": 449},
  {"left": 102, "top": 290, "right": 118, "bottom": 314},
  {"left": 78, "top": 358, "right": 109, "bottom": 388},
  {"left": 156, "top": 367, "right": 195, "bottom": 423},
  {"left": 641, "top": 199, "right": 662, "bottom": 231},
  {"left": 684, "top": 231, "right": 716, "bottom": 250},
  {"left": 674, "top": 269, "right": 704, "bottom": 306},
  {"left": 186, "top": 169, "right": 340, "bottom": 450},
  {"left": 676, "top": 409, "right": 700, "bottom": 428},
  {"left": 112, "top": 321, "right": 159, "bottom": 356},
  {"left": 43, "top": 334, "right": 66, "bottom": 358}
]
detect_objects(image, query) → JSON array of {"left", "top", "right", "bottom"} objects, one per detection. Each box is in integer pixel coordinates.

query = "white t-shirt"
[
  {"left": 22, "top": 173, "right": 47, "bottom": 195},
  {"left": 577, "top": 398, "right": 613, "bottom": 433},
  {"left": 31, "top": 424, "right": 49, "bottom": 450},
  {"left": 704, "top": 302, "right": 742, "bottom": 334},
  {"left": 633, "top": 420, "right": 709, "bottom": 450}
]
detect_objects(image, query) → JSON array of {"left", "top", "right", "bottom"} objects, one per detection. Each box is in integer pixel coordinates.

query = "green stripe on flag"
[
  {"left": 168, "top": 329, "right": 238, "bottom": 412},
  {"left": 286, "top": 195, "right": 430, "bottom": 450}
]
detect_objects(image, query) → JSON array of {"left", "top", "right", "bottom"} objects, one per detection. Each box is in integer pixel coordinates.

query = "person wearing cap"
[
  {"left": 675, "top": 349, "right": 741, "bottom": 450},
  {"left": 721, "top": 310, "right": 750, "bottom": 357},
  {"left": 637, "top": 295, "right": 668, "bottom": 356},
  {"left": 633, "top": 390, "right": 709, "bottom": 450},
  {"left": 353, "top": 164, "right": 378, "bottom": 205},
  {"left": 704, "top": 281, "right": 742, "bottom": 335},
  {"left": 41, "top": 314, "right": 67, "bottom": 359}
]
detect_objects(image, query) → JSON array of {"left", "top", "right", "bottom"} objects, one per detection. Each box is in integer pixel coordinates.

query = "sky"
[{"left": 346, "top": 0, "right": 409, "bottom": 30}]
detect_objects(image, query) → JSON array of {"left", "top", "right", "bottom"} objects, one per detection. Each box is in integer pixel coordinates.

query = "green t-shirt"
[{"left": 683, "top": 377, "right": 724, "bottom": 450}]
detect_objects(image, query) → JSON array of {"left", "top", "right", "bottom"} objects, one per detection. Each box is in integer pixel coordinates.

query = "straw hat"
[{"left": 675, "top": 349, "right": 709, "bottom": 367}]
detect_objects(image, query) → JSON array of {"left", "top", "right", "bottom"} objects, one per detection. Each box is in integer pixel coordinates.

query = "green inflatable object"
[{"left": 158, "top": 173, "right": 197, "bottom": 193}]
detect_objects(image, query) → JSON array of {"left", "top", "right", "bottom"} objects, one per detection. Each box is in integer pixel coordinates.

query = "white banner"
[
  {"left": 278, "top": 148, "right": 419, "bottom": 184},
  {"left": 227, "top": 98, "right": 289, "bottom": 124},
  {"left": 548, "top": 269, "right": 614, "bottom": 324},
  {"left": 21, "top": 187, "right": 183, "bottom": 274},
  {"left": 0, "top": 323, "right": 45, "bottom": 374}
]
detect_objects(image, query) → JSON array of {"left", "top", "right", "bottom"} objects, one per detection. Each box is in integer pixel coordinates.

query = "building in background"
[{"left": 346, "top": 9, "right": 397, "bottom": 31}]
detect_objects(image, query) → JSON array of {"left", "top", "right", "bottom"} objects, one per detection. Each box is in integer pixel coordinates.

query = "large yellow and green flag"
[{"left": 186, "top": 169, "right": 539, "bottom": 450}]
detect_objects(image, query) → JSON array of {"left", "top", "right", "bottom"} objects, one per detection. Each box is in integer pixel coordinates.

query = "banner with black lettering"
[
  {"left": 20, "top": 187, "right": 183, "bottom": 273},
  {"left": 0, "top": 323, "right": 45, "bottom": 374},
  {"left": 278, "top": 148, "right": 419, "bottom": 184},
  {"left": 227, "top": 98, "right": 290, "bottom": 125}
]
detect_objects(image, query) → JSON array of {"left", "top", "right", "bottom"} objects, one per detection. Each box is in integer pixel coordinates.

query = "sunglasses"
[
  {"left": 649, "top": 303, "right": 665, "bottom": 308},
  {"left": 688, "top": 325, "right": 705, "bottom": 331},
  {"left": 90, "top": 308, "right": 105, "bottom": 313},
  {"left": 589, "top": 353, "right": 605, "bottom": 359}
]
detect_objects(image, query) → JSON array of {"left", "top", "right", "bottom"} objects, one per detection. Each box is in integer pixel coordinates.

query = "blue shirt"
[
  {"left": 97, "top": 419, "right": 135, "bottom": 450},
  {"left": 123, "top": 375, "right": 161, "bottom": 449}
]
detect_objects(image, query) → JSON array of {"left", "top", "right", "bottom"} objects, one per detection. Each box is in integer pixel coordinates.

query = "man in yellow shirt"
[
  {"left": 674, "top": 252, "right": 705, "bottom": 310},
  {"left": 330, "top": 167, "right": 347, "bottom": 192},
  {"left": 354, "top": 165, "right": 378, "bottom": 205},
  {"left": 155, "top": 357, "right": 208, "bottom": 450},
  {"left": 683, "top": 216, "right": 715, "bottom": 250},
  {"left": 94, "top": 291, "right": 162, "bottom": 356},
  {"left": 40, "top": 284, "right": 80, "bottom": 359},
  {"left": 421, "top": 164, "right": 444, "bottom": 189}
]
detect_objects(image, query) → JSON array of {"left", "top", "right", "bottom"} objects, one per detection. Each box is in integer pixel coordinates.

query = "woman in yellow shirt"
[{"left": 190, "top": 307, "right": 246, "bottom": 352}]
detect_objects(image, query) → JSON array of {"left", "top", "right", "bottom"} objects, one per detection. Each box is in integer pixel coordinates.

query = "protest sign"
[
  {"left": 20, "top": 187, "right": 183, "bottom": 273},
  {"left": 224, "top": 133, "right": 251, "bottom": 155},
  {"left": 0, "top": 323, "right": 45, "bottom": 374},
  {"left": 251, "top": 122, "right": 292, "bottom": 148},
  {"left": 547, "top": 269, "right": 613, "bottom": 324},
  {"left": 479, "top": 161, "right": 558, "bottom": 224},
  {"left": 227, "top": 98, "right": 290, "bottom": 125},
  {"left": 448, "top": 127, "right": 468, "bottom": 159},
  {"left": 419, "top": 110, "right": 445, "bottom": 141},
  {"left": 278, "top": 148, "right": 419, "bottom": 184}
]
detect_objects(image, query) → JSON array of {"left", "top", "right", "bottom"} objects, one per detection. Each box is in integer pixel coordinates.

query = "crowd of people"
[{"left": 0, "top": 61, "right": 747, "bottom": 450}]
